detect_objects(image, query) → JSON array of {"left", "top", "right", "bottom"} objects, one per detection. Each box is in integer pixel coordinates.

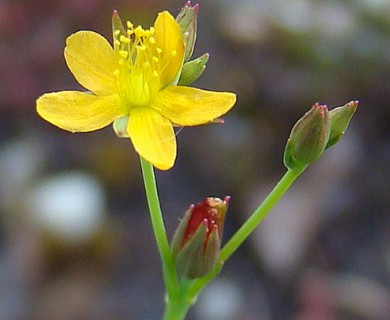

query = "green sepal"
[
  {"left": 326, "top": 100, "right": 358, "bottom": 149},
  {"left": 178, "top": 53, "right": 209, "bottom": 86},
  {"left": 174, "top": 221, "right": 208, "bottom": 280},
  {"left": 174, "top": 221, "right": 221, "bottom": 280},
  {"left": 171, "top": 207, "right": 192, "bottom": 257},
  {"left": 202, "top": 227, "right": 220, "bottom": 275}
]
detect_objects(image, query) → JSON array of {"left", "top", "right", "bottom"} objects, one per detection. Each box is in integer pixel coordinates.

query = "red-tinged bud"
[
  {"left": 284, "top": 103, "right": 331, "bottom": 172},
  {"left": 112, "top": 10, "right": 126, "bottom": 50},
  {"left": 326, "top": 100, "right": 358, "bottom": 149},
  {"left": 176, "top": 1, "right": 199, "bottom": 62},
  {"left": 211, "top": 117, "right": 225, "bottom": 124},
  {"left": 171, "top": 196, "right": 229, "bottom": 279}
]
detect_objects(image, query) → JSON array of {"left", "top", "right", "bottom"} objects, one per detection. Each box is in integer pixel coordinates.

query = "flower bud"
[
  {"left": 171, "top": 196, "right": 229, "bottom": 279},
  {"left": 176, "top": 1, "right": 199, "bottom": 62},
  {"left": 112, "top": 115, "right": 129, "bottom": 138},
  {"left": 284, "top": 103, "right": 330, "bottom": 171},
  {"left": 326, "top": 100, "right": 358, "bottom": 149},
  {"left": 112, "top": 10, "right": 126, "bottom": 50},
  {"left": 178, "top": 53, "right": 209, "bottom": 85}
]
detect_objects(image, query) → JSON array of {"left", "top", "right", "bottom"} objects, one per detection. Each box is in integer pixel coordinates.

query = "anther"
[
  {"left": 114, "top": 29, "right": 120, "bottom": 36},
  {"left": 126, "top": 21, "right": 133, "bottom": 29},
  {"left": 134, "top": 26, "right": 143, "bottom": 35},
  {"left": 171, "top": 50, "right": 177, "bottom": 57},
  {"left": 120, "top": 35, "right": 130, "bottom": 44},
  {"left": 119, "top": 50, "right": 128, "bottom": 58}
]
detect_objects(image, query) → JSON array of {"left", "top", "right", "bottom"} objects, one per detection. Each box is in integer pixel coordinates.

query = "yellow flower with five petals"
[{"left": 36, "top": 11, "right": 236, "bottom": 170}]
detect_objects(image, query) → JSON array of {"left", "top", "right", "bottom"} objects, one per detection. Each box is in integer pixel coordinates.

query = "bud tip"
[{"left": 212, "top": 118, "right": 225, "bottom": 124}]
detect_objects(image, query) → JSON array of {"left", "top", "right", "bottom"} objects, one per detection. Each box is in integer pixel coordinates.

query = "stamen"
[
  {"left": 126, "top": 21, "right": 133, "bottom": 29},
  {"left": 171, "top": 50, "right": 177, "bottom": 57},
  {"left": 120, "top": 35, "right": 130, "bottom": 44},
  {"left": 119, "top": 50, "right": 128, "bottom": 58},
  {"left": 113, "top": 17, "right": 165, "bottom": 106},
  {"left": 134, "top": 26, "right": 143, "bottom": 35}
]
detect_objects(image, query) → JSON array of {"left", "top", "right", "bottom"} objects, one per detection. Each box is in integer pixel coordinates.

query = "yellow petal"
[
  {"left": 65, "top": 31, "right": 118, "bottom": 95},
  {"left": 154, "top": 11, "right": 185, "bottom": 87},
  {"left": 127, "top": 107, "right": 176, "bottom": 170},
  {"left": 152, "top": 86, "right": 237, "bottom": 126},
  {"left": 36, "top": 91, "right": 125, "bottom": 132}
]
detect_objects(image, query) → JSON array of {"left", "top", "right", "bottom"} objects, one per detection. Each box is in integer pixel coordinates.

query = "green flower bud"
[
  {"left": 171, "top": 197, "right": 229, "bottom": 279},
  {"left": 176, "top": 1, "right": 199, "bottom": 62},
  {"left": 326, "top": 100, "right": 358, "bottom": 149},
  {"left": 284, "top": 103, "right": 331, "bottom": 171},
  {"left": 178, "top": 53, "right": 209, "bottom": 85},
  {"left": 112, "top": 115, "right": 129, "bottom": 138},
  {"left": 112, "top": 10, "right": 126, "bottom": 50}
]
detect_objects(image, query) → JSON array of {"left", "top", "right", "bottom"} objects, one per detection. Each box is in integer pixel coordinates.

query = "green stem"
[
  {"left": 163, "top": 282, "right": 192, "bottom": 320},
  {"left": 140, "top": 157, "right": 179, "bottom": 299},
  {"left": 163, "top": 301, "right": 190, "bottom": 320},
  {"left": 220, "top": 168, "right": 304, "bottom": 261},
  {"left": 187, "top": 167, "right": 306, "bottom": 298}
]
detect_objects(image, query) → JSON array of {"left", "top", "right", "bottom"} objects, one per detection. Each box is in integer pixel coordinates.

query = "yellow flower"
[{"left": 36, "top": 11, "right": 236, "bottom": 170}]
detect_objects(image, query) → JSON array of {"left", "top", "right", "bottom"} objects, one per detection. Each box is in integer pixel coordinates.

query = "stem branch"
[{"left": 187, "top": 167, "right": 305, "bottom": 298}]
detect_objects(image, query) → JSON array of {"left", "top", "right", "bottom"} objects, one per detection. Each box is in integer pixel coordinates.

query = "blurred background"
[{"left": 0, "top": 0, "right": 389, "bottom": 319}]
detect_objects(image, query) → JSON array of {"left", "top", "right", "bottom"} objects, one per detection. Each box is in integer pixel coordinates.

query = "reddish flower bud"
[
  {"left": 171, "top": 197, "right": 229, "bottom": 279},
  {"left": 176, "top": 1, "right": 199, "bottom": 62}
]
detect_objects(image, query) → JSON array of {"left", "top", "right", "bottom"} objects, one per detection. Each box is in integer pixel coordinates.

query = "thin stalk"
[
  {"left": 220, "top": 168, "right": 303, "bottom": 261},
  {"left": 140, "top": 157, "right": 179, "bottom": 299}
]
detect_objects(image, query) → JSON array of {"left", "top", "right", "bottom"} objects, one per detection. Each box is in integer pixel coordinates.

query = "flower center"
[{"left": 113, "top": 22, "right": 163, "bottom": 107}]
